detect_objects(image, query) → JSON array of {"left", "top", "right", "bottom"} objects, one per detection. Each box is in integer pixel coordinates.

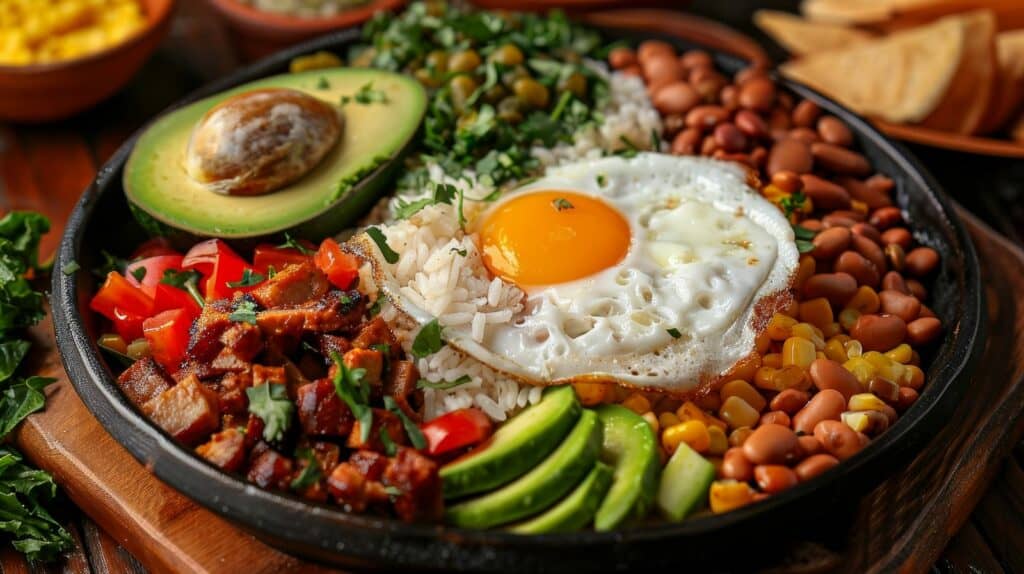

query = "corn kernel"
[
  {"left": 783, "top": 337, "right": 817, "bottom": 369},
  {"left": 821, "top": 322, "right": 842, "bottom": 338},
  {"left": 719, "top": 396, "right": 760, "bottom": 429},
  {"left": 766, "top": 313, "right": 798, "bottom": 341},
  {"left": 845, "top": 286, "right": 880, "bottom": 314},
  {"left": 707, "top": 425, "right": 729, "bottom": 456},
  {"left": 885, "top": 343, "right": 913, "bottom": 364},
  {"left": 791, "top": 322, "right": 825, "bottom": 349},
  {"left": 863, "top": 351, "right": 905, "bottom": 382},
  {"left": 903, "top": 365, "right": 925, "bottom": 389},
  {"left": 662, "top": 420, "right": 710, "bottom": 454},
  {"left": 755, "top": 331, "right": 771, "bottom": 354},
  {"left": 825, "top": 338, "right": 849, "bottom": 363},
  {"left": 710, "top": 480, "right": 755, "bottom": 513},
  {"left": 841, "top": 411, "right": 871, "bottom": 433},
  {"left": 719, "top": 380, "right": 767, "bottom": 412},
  {"left": 849, "top": 393, "right": 888, "bottom": 412},
  {"left": 799, "top": 297, "right": 833, "bottom": 329},
  {"left": 620, "top": 393, "right": 651, "bottom": 415},
  {"left": 762, "top": 353, "right": 783, "bottom": 369},
  {"left": 868, "top": 377, "right": 900, "bottom": 402},
  {"left": 795, "top": 255, "right": 817, "bottom": 289},
  {"left": 675, "top": 401, "right": 727, "bottom": 431},
  {"left": 843, "top": 357, "right": 876, "bottom": 386},
  {"left": 729, "top": 426, "right": 753, "bottom": 447},
  {"left": 841, "top": 410, "right": 887, "bottom": 435},
  {"left": 774, "top": 365, "right": 810, "bottom": 391},
  {"left": 573, "top": 381, "right": 611, "bottom": 406},
  {"left": 844, "top": 339, "right": 863, "bottom": 358},
  {"left": 726, "top": 353, "right": 761, "bottom": 382},
  {"left": 754, "top": 366, "right": 777, "bottom": 390},
  {"left": 838, "top": 308, "right": 861, "bottom": 331},
  {"left": 658, "top": 412, "right": 680, "bottom": 429},
  {"left": 782, "top": 298, "right": 800, "bottom": 318},
  {"left": 642, "top": 411, "right": 659, "bottom": 434}
]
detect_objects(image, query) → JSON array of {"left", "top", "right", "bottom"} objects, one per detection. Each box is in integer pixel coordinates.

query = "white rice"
[{"left": 368, "top": 69, "right": 662, "bottom": 421}]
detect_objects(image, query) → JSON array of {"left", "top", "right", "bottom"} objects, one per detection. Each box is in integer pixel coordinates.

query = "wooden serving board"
[{"left": 4, "top": 207, "right": 1021, "bottom": 574}]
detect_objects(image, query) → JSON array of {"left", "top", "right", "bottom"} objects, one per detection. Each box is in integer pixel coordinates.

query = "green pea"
[
  {"left": 513, "top": 77, "right": 550, "bottom": 109},
  {"left": 449, "top": 50, "right": 482, "bottom": 74}
]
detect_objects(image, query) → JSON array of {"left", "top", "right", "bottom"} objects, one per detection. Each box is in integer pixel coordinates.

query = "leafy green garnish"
[
  {"left": 365, "top": 227, "right": 399, "bottom": 264},
  {"left": 0, "top": 447, "right": 73, "bottom": 561},
  {"left": 330, "top": 352, "right": 373, "bottom": 444},
  {"left": 368, "top": 294, "right": 387, "bottom": 318},
  {"left": 130, "top": 267, "right": 146, "bottom": 282},
  {"left": 450, "top": 247, "right": 467, "bottom": 257},
  {"left": 229, "top": 300, "right": 259, "bottom": 325},
  {"left": 92, "top": 249, "right": 127, "bottom": 278},
  {"left": 595, "top": 174, "right": 607, "bottom": 187},
  {"left": 160, "top": 269, "right": 205, "bottom": 308},
  {"left": 383, "top": 485, "right": 403, "bottom": 497},
  {"left": 290, "top": 448, "right": 323, "bottom": 491},
  {"left": 666, "top": 328, "right": 682, "bottom": 339},
  {"left": 341, "top": 82, "right": 389, "bottom": 105},
  {"left": 277, "top": 232, "right": 314, "bottom": 255},
  {"left": 316, "top": 76, "right": 330, "bottom": 90},
  {"left": 384, "top": 396, "right": 426, "bottom": 450},
  {"left": 227, "top": 269, "right": 265, "bottom": 288},
  {"left": 246, "top": 383, "right": 294, "bottom": 443},
  {"left": 61, "top": 261, "right": 80, "bottom": 275},
  {"left": 394, "top": 182, "right": 458, "bottom": 220},
  {"left": 416, "top": 375, "right": 472, "bottom": 390},
  {"left": 411, "top": 319, "right": 443, "bottom": 358},
  {"left": 780, "top": 191, "right": 808, "bottom": 219},
  {"left": 615, "top": 135, "right": 640, "bottom": 158},
  {"left": 379, "top": 426, "right": 398, "bottom": 456},
  {"left": 551, "top": 197, "right": 574, "bottom": 211},
  {"left": 793, "top": 224, "right": 817, "bottom": 254}
]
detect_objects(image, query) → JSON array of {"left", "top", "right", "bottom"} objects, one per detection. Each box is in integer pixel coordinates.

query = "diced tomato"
[
  {"left": 313, "top": 238, "right": 360, "bottom": 290},
  {"left": 252, "top": 244, "right": 313, "bottom": 275},
  {"left": 420, "top": 408, "right": 493, "bottom": 456},
  {"left": 90, "top": 272, "right": 154, "bottom": 319},
  {"left": 182, "top": 239, "right": 251, "bottom": 301},
  {"left": 152, "top": 283, "right": 201, "bottom": 319},
  {"left": 111, "top": 306, "right": 146, "bottom": 342},
  {"left": 125, "top": 255, "right": 184, "bottom": 296},
  {"left": 143, "top": 308, "right": 193, "bottom": 373},
  {"left": 131, "top": 237, "right": 180, "bottom": 260}
]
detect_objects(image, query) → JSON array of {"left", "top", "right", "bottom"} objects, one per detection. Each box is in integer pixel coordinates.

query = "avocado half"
[{"left": 123, "top": 68, "right": 426, "bottom": 242}]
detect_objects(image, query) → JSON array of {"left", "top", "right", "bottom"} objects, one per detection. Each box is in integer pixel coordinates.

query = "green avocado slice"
[
  {"left": 656, "top": 442, "right": 716, "bottom": 522},
  {"left": 593, "top": 404, "right": 660, "bottom": 531},
  {"left": 507, "top": 462, "right": 614, "bottom": 535},
  {"left": 446, "top": 409, "right": 602, "bottom": 530},
  {"left": 123, "top": 68, "right": 426, "bottom": 240},
  {"left": 440, "top": 385, "right": 580, "bottom": 500}
]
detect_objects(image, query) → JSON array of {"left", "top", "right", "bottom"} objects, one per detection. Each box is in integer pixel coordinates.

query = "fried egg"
[{"left": 357, "top": 154, "right": 798, "bottom": 393}]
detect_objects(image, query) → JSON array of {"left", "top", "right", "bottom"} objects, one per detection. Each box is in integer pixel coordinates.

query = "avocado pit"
[{"left": 184, "top": 88, "right": 343, "bottom": 197}]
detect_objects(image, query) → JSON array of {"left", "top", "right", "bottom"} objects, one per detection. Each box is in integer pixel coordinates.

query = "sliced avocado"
[
  {"left": 124, "top": 68, "right": 426, "bottom": 241},
  {"left": 508, "top": 462, "right": 614, "bottom": 535},
  {"left": 593, "top": 404, "right": 660, "bottom": 531},
  {"left": 441, "top": 385, "right": 580, "bottom": 499},
  {"left": 656, "top": 442, "right": 716, "bottom": 522},
  {"left": 446, "top": 409, "right": 602, "bottom": 529}
]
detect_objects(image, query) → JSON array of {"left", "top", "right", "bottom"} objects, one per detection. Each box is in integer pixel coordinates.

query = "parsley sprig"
[
  {"left": 246, "top": 383, "right": 294, "bottom": 443},
  {"left": 330, "top": 352, "right": 374, "bottom": 443}
]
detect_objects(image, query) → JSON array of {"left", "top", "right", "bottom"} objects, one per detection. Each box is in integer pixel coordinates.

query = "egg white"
[{"left": 356, "top": 154, "right": 798, "bottom": 393}]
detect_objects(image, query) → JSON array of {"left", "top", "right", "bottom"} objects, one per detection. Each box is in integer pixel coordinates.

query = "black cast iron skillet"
[{"left": 52, "top": 25, "right": 985, "bottom": 572}]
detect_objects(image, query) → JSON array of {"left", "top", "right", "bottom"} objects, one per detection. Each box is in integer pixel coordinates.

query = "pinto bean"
[
  {"left": 735, "top": 109, "right": 768, "bottom": 139},
  {"left": 822, "top": 213, "right": 857, "bottom": 228},
  {"left": 811, "top": 227, "right": 851, "bottom": 259},
  {"left": 793, "top": 389, "right": 846, "bottom": 435},
  {"left": 880, "top": 227, "right": 912, "bottom": 249},
  {"left": 755, "top": 465, "right": 799, "bottom": 493},
  {"left": 608, "top": 47, "right": 637, "bottom": 69},
  {"left": 881, "top": 271, "right": 910, "bottom": 294},
  {"left": 797, "top": 435, "right": 823, "bottom": 457},
  {"left": 652, "top": 82, "right": 701, "bottom": 116},
  {"left": 714, "top": 123, "right": 747, "bottom": 152},
  {"left": 897, "top": 387, "right": 919, "bottom": 411},
  {"left": 904, "top": 247, "right": 939, "bottom": 276},
  {"left": 869, "top": 206, "right": 902, "bottom": 230},
  {"left": 788, "top": 127, "right": 820, "bottom": 144},
  {"left": 906, "top": 279, "right": 927, "bottom": 300},
  {"left": 638, "top": 40, "right": 675, "bottom": 63},
  {"left": 850, "top": 313, "right": 907, "bottom": 351},
  {"left": 816, "top": 116, "right": 854, "bottom": 147},
  {"left": 814, "top": 419, "right": 862, "bottom": 460},
  {"left": 907, "top": 317, "right": 942, "bottom": 345},
  {"left": 879, "top": 290, "right": 921, "bottom": 323},
  {"left": 742, "top": 423, "right": 800, "bottom": 465},
  {"left": 885, "top": 243, "right": 905, "bottom": 271},
  {"left": 771, "top": 170, "right": 802, "bottom": 193},
  {"left": 808, "top": 359, "right": 861, "bottom": 399},
  {"left": 800, "top": 174, "right": 851, "bottom": 210},
  {"left": 795, "top": 454, "right": 840, "bottom": 481},
  {"left": 671, "top": 128, "right": 702, "bottom": 155},
  {"left": 680, "top": 49, "right": 713, "bottom": 70},
  {"left": 834, "top": 251, "right": 880, "bottom": 287},
  {"left": 685, "top": 105, "right": 730, "bottom": 130},
  {"left": 836, "top": 177, "right": 892, "bottom": 209},
  {"left": 642, "top": 55, "right": 685, "bottom": 87},
  {"left": 760, "top": 410, "right": 791, "bottom": 427},
  {"left": 738, "top": 77, "right": 775, "bottom": 111},
  {"left": 770, "top": 389, "right": 809, "bottom": 415},
  {"left": 792, "top": 100, "right": 821, "bottom": 128},
  {"left": 851, "top": 235, "right": 887, "bottom": 277},
  {"left": 720, "top": 447, "right": 753, "bottom": 481},
  {"left": 850, "top": 222, "right": 882, "bottom": 244},
  {"left": 811, "top": 143, "right": 871, "bottom": 176},
  {"left": 767, "top": 138, "right": 813, "bottom": 175},
  {"left": 802, "top": 272, "right": 857, "bottom": 307}
]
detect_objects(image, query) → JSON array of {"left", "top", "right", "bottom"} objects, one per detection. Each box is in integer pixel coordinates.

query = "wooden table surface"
[{"left": 0, "top": 1, "right": 1022, "bottom": 572}]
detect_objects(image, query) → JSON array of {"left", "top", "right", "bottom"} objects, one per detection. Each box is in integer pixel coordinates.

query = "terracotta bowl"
[
  {"left": 207, "top": 0, "right": 404, "bottom": 61},
  {"left": 0, "top": 0, "right": 175, "bottom": 123}
]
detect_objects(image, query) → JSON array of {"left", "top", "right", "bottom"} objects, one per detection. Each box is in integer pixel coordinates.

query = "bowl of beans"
[
  {"left": 207, "top": 0, "right": 404, "bottom": 60},
  {"left": 51, "top": 18, "right": 985, "bottom": 572},
  {"left": 0, "top": 0, "right": 175, "bottom": 122}
]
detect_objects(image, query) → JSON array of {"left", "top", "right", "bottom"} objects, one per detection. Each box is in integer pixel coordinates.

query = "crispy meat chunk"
[
  {"left": 384, "top": 360, "right": 421, "bottom": 422},
  {"left": 143, "top": 375, "right": 220, "bottom": 446},
  {"left": 343, "top": 348, "right": 384, "bottom": 386},
  {"left": 247, "top": 449, "right": 293, "bottom": 491},
  {"left": 351, "top": 316, "right": 398, "bottom": 351},
  {"left": 316, "top": 333, "right": 351, "bottom": 361},
  {"left": 251, "top": 261, "right": 329, "bottom": 308},
  {"left": 256, "top": 311, "right": 304, "bottom": 359},
  {"left": 116, "top": 357, "right": 172, "bottom": 407},
  {"left": 348, "top": 450, "right": 388, "bottom": 481},
  {"left": 385, "top": 447, "right": 443, "bottom": 523},
  {"left": 253, "top": 364, "right": 287, "bottom": 387},
  {"left": 218, "top": 322, "right": 263, "bottom": 361},
  {"left": 211, "top": 369, "right": 252, "bottom": 416},
  {"left": 326, "top": 458, "right": 389, "bottom": 512},
  {"left": 296, "top": 379, "right": 353, "bottom": 437},
  {"left": 210, "top": 347, "right": 251, "bottom": 375},
  {"left": 196, "top": 428, "right": 247, "bottom": 472},
  {"left": 347, "top": 408, "right": 407, "bottom": 452},
  {"left": 187, "top": 299, "right": 234, "bottom": 363}
]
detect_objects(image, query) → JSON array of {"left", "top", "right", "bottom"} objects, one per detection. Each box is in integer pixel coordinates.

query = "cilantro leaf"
[
  {"left": 229, "top": 300, "right": 259, "bottom": 325},
  {"left": 341, "top": 82, "right": 389, "bottom": 105},
  {"left": 316, "top": 76, "right": 330, "bottom": 90},
  {"left": 379, "top": 426, "right": 398, "bottom": 456},
  {"left": 780, "top": 191, "right": 808, "bottom": 219},
  {"left": 666, "top": 328, "right": 682, "bottom": 339},
  {"left": 160, "top": 269, "right": 205, "bottom": 308},
  {"left": 130, "top": 267, "right": 146, "bottom": 282},
  {"left": 796, "top": 239, "right": 815, "bottom": 254},
  {"left": 411, "top": 319, "right": 443, "bottom": 358},
  {"left": 290, "top": 448, "right": 323, "bottom": 491},
  {"left": 246, "top": 383, "right": 293, "bottom": 443},
  {"left": 277, "top": 233, "right": 314, "bottom": 255},
  {"left": 793, "top": 225, "right": 817, "bottom": 240},
  {"left": 551, "top": 197, "right": 574, "bottom": 211},
  {"left": 227, "top": 269, "right": 266, "bottom": 288},
  {"left": 416, "top": 375, "right": 472, "bottom": 390},
  {"left": 330, "top": 352, "right": 373, "bottom": 443},
  {"left": 366, "top": 227, "right": 399, "bottom": 264},
  {"left": 384, "top": 396, "right": 426, "bottom": 450}
]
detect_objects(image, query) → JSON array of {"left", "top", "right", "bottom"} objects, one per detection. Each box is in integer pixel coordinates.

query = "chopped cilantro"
[
  {"left": 61, "top": 261, "right": 80, "bottom": 275},
  {"left": 379, "top": 427, "right": 398, "bottom": 456},
  {"left": 341, "top": 82, "right": 389, "bottom": 105},
  {"left": 246, "top": 383, "right": 293, "bottom": 443},
  {"left": 227, "top": 269, "right": 266, "bottom": 288},
  {"left": 780, "top": 191, "right": 808, "bottom": 219},
  {"left": 130, "top": 267, "right": 146, "bottom": 282},
  {"left": 384, "top": 396, "right": 426, "bottom": 450},
  {"left": 596, "top": 174, "right": 607, "bottom": 187},
  {"left": 411, "top": 319, "right": 443, "bottom": 358},
  {"left": 277, "top": 233, "right": 314, "bottom": 255},
  {"left": 667, "top": 328, "right": 682, "bottom": 339},
  {"left": 450, "top": 247, "right": 467, "bottom": 257},
  {"left": 796, "top": 239, "right": 815, "bottom": 254},
  {"left": 551, "top": 197, "right": 574, "bottom": 211},
  {"left": 366, "top": 227, "right": 399, "bottom": 264},
  {"left": 93, "top": 249, "right": 127, "bottom": 277},
  {"left": 160, "top": 269, "right": 205, "bottom": 308},
  {"left": 229, "top": 300, "right": 259, "bottom": 325},
  {"left": 316, "top": 76, "right": 330, "bottom": 90},
  {"left": 368, "top": 294, "right": 386, "bottom": 317},
  {"left": 416, "top": 375, "right": 472, "bottom": 390},
  {"left": 650, "top": 129, "right": 661, "bottom": 150},
  {"left": 290, "top": 448, "right": 323, "bottom": 491},
  {"left": 615, "top": 135, "right": 640, "bottom": 158},
  {"left": 330, "top": 352, "right": 373, "bottom": 443},
  {"left": 383, "top": 485, "right": 403, "bottom": 497},
  {"left": 793, "top": 225, "right": 817, "bottom": 240}
]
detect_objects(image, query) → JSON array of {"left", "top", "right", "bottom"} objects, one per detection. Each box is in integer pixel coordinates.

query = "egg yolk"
[{"left": 478, "top": 190, "right": 631, "bottom": 287}]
